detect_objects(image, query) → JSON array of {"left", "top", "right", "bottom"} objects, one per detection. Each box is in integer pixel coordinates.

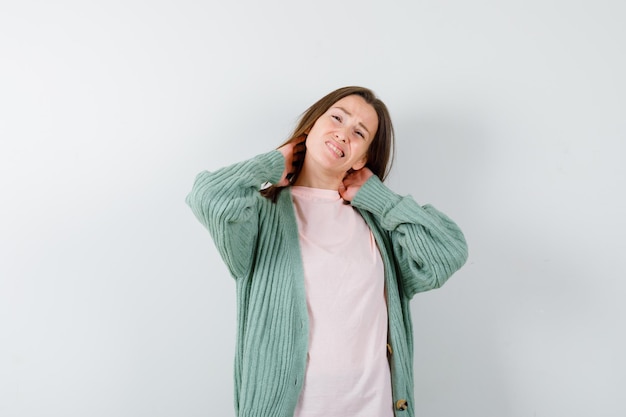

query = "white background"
[{"left": 1, "top": 1, "right": 625, "bottom": 416}]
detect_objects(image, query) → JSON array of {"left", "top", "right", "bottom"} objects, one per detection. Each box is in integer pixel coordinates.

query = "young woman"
[{"left": 186, "top": 86, "right": 468, "bottom": 417}]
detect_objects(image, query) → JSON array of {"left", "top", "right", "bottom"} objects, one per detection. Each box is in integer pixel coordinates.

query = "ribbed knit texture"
[{"left": 186, "top": 150, "right": 468, "bottom": 417}]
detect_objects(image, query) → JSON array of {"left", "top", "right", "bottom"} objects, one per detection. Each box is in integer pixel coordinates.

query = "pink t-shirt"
[{"left": 291, "top": 186, "right": 393, "bottom": 417}]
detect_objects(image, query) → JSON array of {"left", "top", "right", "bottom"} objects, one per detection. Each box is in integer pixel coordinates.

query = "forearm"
[
  {"left": 352, "top": 176, "right": 468, "bottom": 296},
  {"left": 185, "top": 150, "right": 285, "bottom": 278}
]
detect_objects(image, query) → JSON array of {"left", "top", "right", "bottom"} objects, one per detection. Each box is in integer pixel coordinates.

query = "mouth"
[{"left": 325, "top": 141, "right": 345, "bottom": 158}]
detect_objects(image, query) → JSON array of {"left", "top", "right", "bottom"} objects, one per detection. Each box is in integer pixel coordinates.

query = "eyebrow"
[{"left": 332, "top": 106, "right": 372, "bottom": 136}]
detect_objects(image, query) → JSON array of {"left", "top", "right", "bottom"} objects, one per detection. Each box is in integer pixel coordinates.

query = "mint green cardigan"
[{"left": 186, "top": 150, "right": 468, "bottom": 417}]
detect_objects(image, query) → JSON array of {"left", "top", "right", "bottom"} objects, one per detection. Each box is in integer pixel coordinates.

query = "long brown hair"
[{"left": 261, "top": 86, "right": 395, "bottom": 202}]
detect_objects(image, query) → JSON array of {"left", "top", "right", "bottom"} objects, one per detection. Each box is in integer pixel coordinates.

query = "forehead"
[{"left": 330, "top": 95, "right": 378, "bottom": 134}]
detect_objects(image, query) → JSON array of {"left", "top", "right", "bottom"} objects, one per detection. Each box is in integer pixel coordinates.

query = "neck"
[{"left": 293, "top": 161, "right": 344, "bottom": 190}]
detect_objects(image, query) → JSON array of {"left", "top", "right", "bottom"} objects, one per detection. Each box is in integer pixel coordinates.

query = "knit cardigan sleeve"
[
  {"left": 351, "top": 175, "right": 468, "bottom": 299},
  {"left": 185, "top": 150, "right": 285, "bottom": 279}
]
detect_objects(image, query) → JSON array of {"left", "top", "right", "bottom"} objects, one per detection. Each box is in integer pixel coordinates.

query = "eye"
[
  {"left": 331, "top": 115, "right": 342, "bottom": 122},
  {"left": 356, "top": 130, "right": 365, "bottom": 139}
]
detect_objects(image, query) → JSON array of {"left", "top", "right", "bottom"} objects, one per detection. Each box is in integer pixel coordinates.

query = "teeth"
[{"left": 327, "top": 142, "right": 344, "bottom": 157}]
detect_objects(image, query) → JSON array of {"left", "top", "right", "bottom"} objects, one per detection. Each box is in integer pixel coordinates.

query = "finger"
[
  {"left": 342, "top": 174, "right": 358, "bottom": 187},
  {"left": 277, "top": 172, "right": 294, "bottom": 187}
]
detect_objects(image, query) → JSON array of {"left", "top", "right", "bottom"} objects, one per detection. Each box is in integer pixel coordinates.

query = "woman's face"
[{"left": 304, "top": 95, "right": 379, "bottom": 175}]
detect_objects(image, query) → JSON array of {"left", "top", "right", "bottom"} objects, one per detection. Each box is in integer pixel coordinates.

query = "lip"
[{"left": 325, "top": 140, "right": 345, "bottom": 158}]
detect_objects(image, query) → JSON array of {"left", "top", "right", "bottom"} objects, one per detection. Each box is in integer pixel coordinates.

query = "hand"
[
  {"left": 339, "top": 167, "right": 373, "bottom": 202},
  {"left": 276, "top": 136, "right": 306, "bottom": 186}
]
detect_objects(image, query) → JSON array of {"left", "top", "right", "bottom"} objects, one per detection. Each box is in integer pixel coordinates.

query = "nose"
[{"left": 334, "top": 129, "right": 347, "bottom": 142}]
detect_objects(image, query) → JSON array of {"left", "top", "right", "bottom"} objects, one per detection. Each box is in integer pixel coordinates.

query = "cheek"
[
  {"left": 351, "top": 148, "right": 368, "bottom": 168},
  {"left": 306, "top": 122, "right": 324, "bottom": 139},
  {"left": 356, "top": 141, "right": 372, "bottom": 157}
]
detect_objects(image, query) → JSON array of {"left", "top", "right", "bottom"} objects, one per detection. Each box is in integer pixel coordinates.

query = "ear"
[{"left": 351, "top": 154, "right": 368, "bottom": 171}]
